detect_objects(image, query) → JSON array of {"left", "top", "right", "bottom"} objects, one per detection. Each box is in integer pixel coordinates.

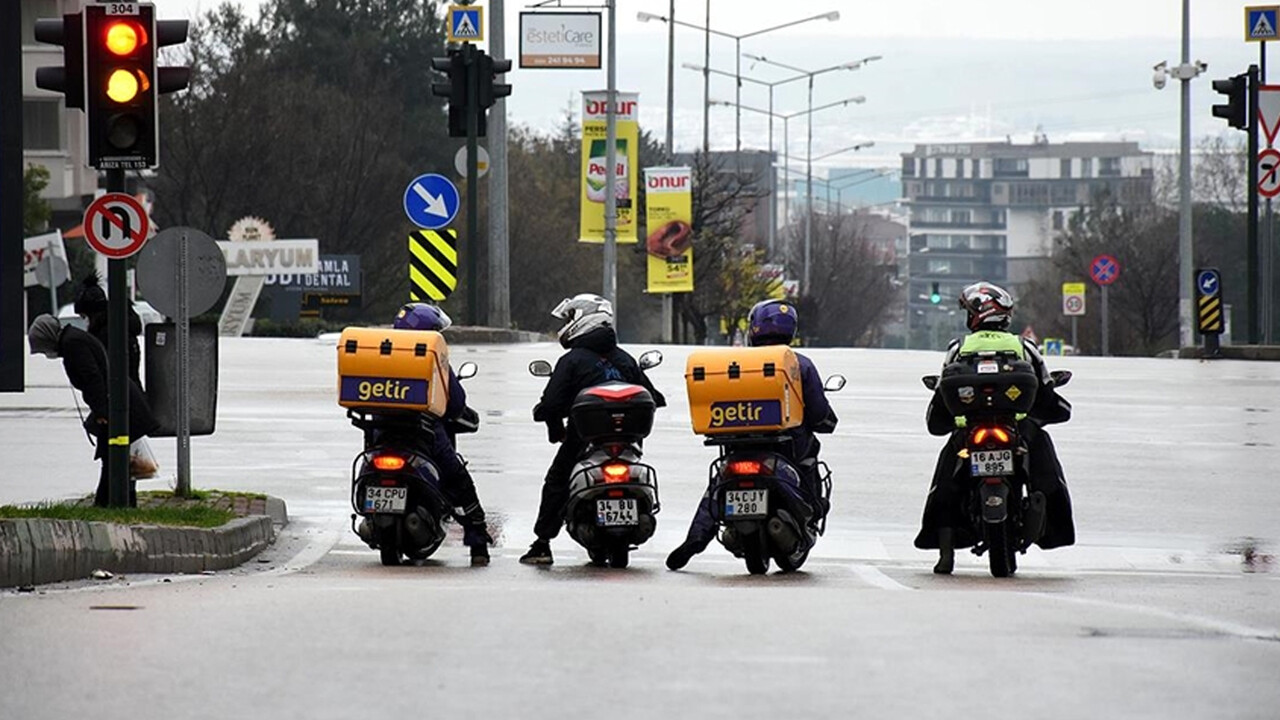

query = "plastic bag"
[{"left": 129, "top": 438, "right": 160, "bottom": 479}]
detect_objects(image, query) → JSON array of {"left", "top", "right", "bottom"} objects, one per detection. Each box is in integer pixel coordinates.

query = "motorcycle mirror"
[
  {"left": 638, "top": 349, "right": 664, "bottom": 370},
  {"left": 823, "top": 374, "right": 846, "bottom": 392},
  {"left": 529, "top": 360, "right": 553, "bottom": 377},
  {"left": 921, "top": 375, "right": 939, "bottom": 390},
  {"left": 1050, "top": 369, "right": 1072, "bottom": 388},
  {"left": 457, "top": 362, "right": 478, "bottom": 380}
]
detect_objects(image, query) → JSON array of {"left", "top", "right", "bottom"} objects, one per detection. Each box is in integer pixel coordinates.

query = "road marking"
[
  {"left": 1029, "top": 593, "right": 1280, "bottom": 642},
  {"left": 849, "top": 563, "right": 912, "bottom": 591}
]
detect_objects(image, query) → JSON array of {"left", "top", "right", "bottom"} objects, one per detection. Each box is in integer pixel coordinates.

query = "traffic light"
[
  {"left": 431, "top": 50, "right": 468, "bottom": 138},
  {"left": 929, "top": 282, "right": 942, "bottom": 304},
  {"left": 476, "top": 53, "right": 512, "bottom": 110},
  {"left": 1211, "top": 74, "right": 1248, "bottom": 130},
  {"left": 34, "top": 14, "right": 85, "bottom": 109},
  {"left": 82, "top": 4, "right": 190, "bottom": 170}
]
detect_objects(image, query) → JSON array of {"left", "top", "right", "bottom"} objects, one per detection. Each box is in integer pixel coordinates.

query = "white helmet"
[{"left": 552, "top": 293, "right": 613, "bottom": 343}]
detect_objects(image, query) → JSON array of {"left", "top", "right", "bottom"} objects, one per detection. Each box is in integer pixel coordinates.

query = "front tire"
[{"left": 985, "top": 520, "right": 1016, "bottom": 578}]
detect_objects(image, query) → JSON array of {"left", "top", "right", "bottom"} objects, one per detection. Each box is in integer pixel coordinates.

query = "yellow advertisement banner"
[
  {"left": 579, "top": 91, "right": 639, "bottom": 243},
  {"left": 644, "top": 166, "right": 694, "bottom": 293}
]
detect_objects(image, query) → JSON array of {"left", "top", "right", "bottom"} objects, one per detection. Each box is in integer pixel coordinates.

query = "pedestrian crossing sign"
[
  {"left": 1246, "top": 6, "right": 1279, "bottom": 42},
  {"left": 448, "top": 5, "right": 484, "bottom": 43}
]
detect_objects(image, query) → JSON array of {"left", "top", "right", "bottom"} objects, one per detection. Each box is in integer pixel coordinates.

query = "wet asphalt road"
[{"left": 1, "top": 338, "right": 1277, "bottom": 719}]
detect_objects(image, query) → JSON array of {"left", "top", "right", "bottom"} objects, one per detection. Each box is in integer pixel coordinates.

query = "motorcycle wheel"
[
  {"left": 776, "top": 546, "right": 810, "bottom": 573},
  {"left": 607, "top": 546, "right": 630, "bottom": 569},
  {"left": 985, "top": 520, "right": 1016, "bottom": 578},
  {"left": 744, "top": 531, "right": 771, "bottom": 575},
  {"left": 588, "top": 548, "right": 608, "bottom": 567},
  {"left": 377, "top": 527, "right": 402, "bottom": 567}
]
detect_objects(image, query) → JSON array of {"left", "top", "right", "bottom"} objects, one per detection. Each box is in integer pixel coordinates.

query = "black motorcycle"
[
  {"left": 922, "top": 352, "right": 1071, "bottom": 577},
  {"left": 705, "top": 374, "right": 846, "bottom": 575},
  {"left": 529, "top": 350, "right": 663, "bottom": 569},
  {"left": 349, "top": 362, "right": 479, "bottom": 566}
]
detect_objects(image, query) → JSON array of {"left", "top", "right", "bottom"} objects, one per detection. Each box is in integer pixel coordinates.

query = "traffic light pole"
[
  {"left": 106, "top": 168, "right": 132, "bottom": 506},
  {"left": 1249, "top": 64, "right": 1260, "bottom": 345},
  {"left": 0, "top": 0, "right": 22, "bottom": 393},
  {"left": 464, "top": 42, "right": 481, "bottom": 326}
]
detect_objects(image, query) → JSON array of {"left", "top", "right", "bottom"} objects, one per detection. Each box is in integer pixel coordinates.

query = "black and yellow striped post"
[
  {"left": 1194, "top": 267, "right": 1223, "bottom": 357},
  {"left": 409, "top": 229, "right": 458, "bottom": 302}
]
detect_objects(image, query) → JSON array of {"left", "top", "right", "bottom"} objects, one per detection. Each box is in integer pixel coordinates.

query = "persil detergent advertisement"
[{"left": 578, "top": 91, "right": 639, "bottom": 243}]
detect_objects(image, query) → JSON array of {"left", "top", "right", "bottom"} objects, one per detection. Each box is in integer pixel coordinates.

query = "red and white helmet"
[{"left": 958, "top": 282, "right": 1014, "bottom": 331}]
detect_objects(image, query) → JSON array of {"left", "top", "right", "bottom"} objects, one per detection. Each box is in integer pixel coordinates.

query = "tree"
[
  {"left": 23, "top": 164, "right": 51, "bottom": 235},
  {"left": 784, "top": 211, "right": 901, "bottom": 347}
]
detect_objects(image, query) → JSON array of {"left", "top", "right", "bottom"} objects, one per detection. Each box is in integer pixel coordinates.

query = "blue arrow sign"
[
  {"left": 1196, "top": 269, "right": 1221, "bottom": 298},
  {"left": 403, "top": 173, "right": 460, "bottom": 230}
]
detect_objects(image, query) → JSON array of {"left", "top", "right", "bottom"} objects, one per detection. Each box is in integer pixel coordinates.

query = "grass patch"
[{"left": 0, "top": 501, "right": 236, "bottom": 528}]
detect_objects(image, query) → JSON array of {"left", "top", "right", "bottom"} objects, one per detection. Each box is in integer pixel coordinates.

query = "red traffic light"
[{"left": 104, "top": 20, "right": 145, "bottom": 56}]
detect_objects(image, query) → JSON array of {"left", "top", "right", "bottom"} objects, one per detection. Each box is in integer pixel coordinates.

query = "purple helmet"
[
  {"left": 393, "top": 303, "right": 453, "bottom": 332},
  {"left": 747, "top": 300, "right": 797, "bottom": 346}
]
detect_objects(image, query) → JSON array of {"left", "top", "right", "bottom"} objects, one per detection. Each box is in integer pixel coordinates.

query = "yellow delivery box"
[
  {"left": 685, "top": 346, "right": 805, "bottom": 435},
  {"left": 337, "top": 327, "right": 450, "bottom": 415}
]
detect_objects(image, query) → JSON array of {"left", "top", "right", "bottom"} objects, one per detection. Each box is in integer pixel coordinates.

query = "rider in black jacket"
[{"left": 519, "top": 294, "right": 666, "bottom": 566}]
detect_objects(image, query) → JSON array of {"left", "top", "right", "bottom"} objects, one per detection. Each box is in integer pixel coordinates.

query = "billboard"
[
  {"left": 644, "top": 167, "right": 694, "bottom": 293},
  {"left": 519, "top": 12, "right": 601, "bottom": 69},
  {"left": 578, "top": 91, "right": 639, "bottom": 243}
]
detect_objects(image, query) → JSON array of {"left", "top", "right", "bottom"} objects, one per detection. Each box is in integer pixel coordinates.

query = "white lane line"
[
  {"left": 1028, "top": 592, "right": 1280, "bottom": 642},
  {"left": 848, "top": 563, "right": 912, "bottom": 591},
  {"left": 257, "top": 517, "right": 346, "bottom": 577}
]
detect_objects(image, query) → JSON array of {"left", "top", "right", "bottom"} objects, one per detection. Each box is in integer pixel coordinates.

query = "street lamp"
[
  {"left": 742, "top": 53, "right": 882, "bottom": 293},
  {"left": 713, "top": 95, "right": 865, "bottom": 249},
  {"left": 637, "top": 9, "right": 840, "bottom": 157}
]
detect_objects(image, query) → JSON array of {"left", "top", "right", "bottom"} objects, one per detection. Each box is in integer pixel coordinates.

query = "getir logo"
[
  {"left": 709, "top": 400, "right": 782, "bottom": 428},
  {"left": 340, "top": 376, "right": 429, "bottom": 406}
]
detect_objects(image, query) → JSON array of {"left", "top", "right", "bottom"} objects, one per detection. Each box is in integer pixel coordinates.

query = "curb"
[
  {"left": 0, "top": 498, "right": 288, "bottom": 589},
  {"left": 1176, "top": 345, "right": 1280, "bottom": 361}
]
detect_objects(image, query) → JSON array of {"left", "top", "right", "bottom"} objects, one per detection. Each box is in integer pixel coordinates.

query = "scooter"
[
  {"left": 529, "top": 350, "right": 663, "bottom": 568},
  {"left": 704, "top": 374, "right": 846, "bottom": 575},
  {"left": 348, "top": 362, "right": 479, "bottom": 566},
  {"left": 922, "top": 352, "right": 1071, "bottom": 577}
]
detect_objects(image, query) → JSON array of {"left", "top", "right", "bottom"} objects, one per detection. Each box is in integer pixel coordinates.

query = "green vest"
[{"left": 958, "top": 330, "right": 1025, "bottom": 359}]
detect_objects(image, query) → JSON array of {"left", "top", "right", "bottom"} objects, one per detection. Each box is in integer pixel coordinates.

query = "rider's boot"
[{"left": 934, "top": 527, "right": 955, "bottom": 575}]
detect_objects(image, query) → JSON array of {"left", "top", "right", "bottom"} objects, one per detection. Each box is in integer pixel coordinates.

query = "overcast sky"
[{"left": 164, "top": 1, "right": 1258, "bottom": 168}]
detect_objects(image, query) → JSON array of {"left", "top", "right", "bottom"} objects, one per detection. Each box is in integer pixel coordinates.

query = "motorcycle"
[
  {"left": 704, "top": 374, "right": 846, "bottom": 575},
  {"left": 528, "top": 350, "right": 664, "bottom": 569},
  {"left": 347, "top": 361, "right": 479, "bottom": 567},
  {"left": 922, "top": 351, "right": 1071, "bottom": 577}
]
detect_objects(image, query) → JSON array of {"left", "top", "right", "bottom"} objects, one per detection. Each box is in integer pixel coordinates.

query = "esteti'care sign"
[{"left": 519, "top": 12, "right": 601, "bottom": 69}]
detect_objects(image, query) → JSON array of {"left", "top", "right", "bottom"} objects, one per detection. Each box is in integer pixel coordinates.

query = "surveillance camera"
[{"left": 1153, "top": 68, "right": 1167, "bottom": 90}]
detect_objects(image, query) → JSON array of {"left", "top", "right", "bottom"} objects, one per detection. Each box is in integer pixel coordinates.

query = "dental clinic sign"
[
  {"left": 519, "top": 12, "right": 601, "bottom": 69},
  {"left": 215, "top": 239, "right": 320, "bottom": 276}
]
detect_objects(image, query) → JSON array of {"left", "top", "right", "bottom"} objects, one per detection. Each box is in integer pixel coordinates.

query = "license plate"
[
  {"left": 364, "top": 486, "right": 408, "bottom": 513},
  {"left": 724, "top": 489, "right": 768, "bottom": 518},
  {"left": 977, "top": 360, "right": 999, "bottom": 374},
  {"left": 970, "top": 449, "right": 1014, "bottom": 476},
  {"left": 596, "top": 498, "right": 639, "bottom": 526}
]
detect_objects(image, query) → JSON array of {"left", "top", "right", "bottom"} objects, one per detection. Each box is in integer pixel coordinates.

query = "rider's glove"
[{"left": 545, "top": 418, "right": 565, "bottom": 444}]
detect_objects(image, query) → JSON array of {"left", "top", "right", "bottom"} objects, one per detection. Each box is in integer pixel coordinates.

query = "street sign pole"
[
  {"left": 465, "top": 41, "right": 481, "bottom": 325},
  {"left": 603, "top": 0, "right": 619, "bottom": 320},
  {"left": 1071, "top": 316, "right": 1078, "bottom": 350},
  {"left": 1250, "top": 64, "right": 1261, "bottom": 344},
  {"left": 106, "top": 168, "right": 130, "bottom": 507},
  {"left": 177, "top": 230, "right": 191, "bottom": 496},
  {"left": 1101, "top": 284, "right": 1110, "bottom": 357}
]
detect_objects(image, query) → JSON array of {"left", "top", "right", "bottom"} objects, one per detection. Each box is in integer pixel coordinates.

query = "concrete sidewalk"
[{"left": 0, "top": 496, "right": 287, "bottom": 589}]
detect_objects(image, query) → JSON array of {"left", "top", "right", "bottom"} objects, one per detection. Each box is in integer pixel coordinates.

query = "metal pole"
[
  {"left": 662, "top": 0, "right": 675, "bottom": 344},
  {"left": 46, "top": 237, "right": 59, "bottom": 317},
  {"left": 804, "top": 75, "right": 814, "bottom": 293},
  {"left": 1249, "top": 64, "right": 1261, "bottom": 344},
  {"left": 1101, "top": 283, "right": 1110, "bottom": 356},
  {"left": 782, "top": 116, "right": 790, "bottom": 243},
  {"left": 603, "top": 0, "right": 618, "bottom": 312},
  {"left": 735, "top": 36, "right": 741, "bottom": 157},
  {"left": 1177, "top": 0, "right": 1194, "bottom": 349},
  {"left": 176, "top": 230, "right": 191, "bottom": 496},
  {"left": 488, "top": 0, "right": 511, "bottom": 328},
  {"left": 767, "top": 86, "right": 776, "bottom": 258},
  {"left": 702, "top": 0, "right": 710, "bottom": 154},
  {"left": 1265, "top": 42, "right": 1275, "bottom": 344},
  {"left": 464, "top": 42, "right": 481, "bottom": 325},
  {"left": 0, "top": 0, "right": 22, "bottom": 392},
  {"left": 106, "top": 169, "right": 130, "bottom": 506},
  {"left": 1071, "top": 315, "right": 1078, "bottom": 351}
]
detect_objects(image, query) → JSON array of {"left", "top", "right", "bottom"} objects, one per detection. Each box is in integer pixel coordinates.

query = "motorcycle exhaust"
[
  {"left": 767, "top": 509, "right": 801, "bottom": 556},
  {"left": 404, "top": 508, "right": 435, "bottom": 546}
]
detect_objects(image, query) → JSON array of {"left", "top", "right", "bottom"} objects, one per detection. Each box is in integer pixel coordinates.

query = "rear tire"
[
  {"left": 985, "top": 520, "right": 1016, "bottom": 578},
  {"left": 588, "top": 548, "right": 608, "bottom": 567},
  {"left": 744, "top": 531, "right": 771, "bottom": 575},
  {"left": 776, "top": 546, "right": 810, "bottom": 573},
  {"left": 378, "top": 526, "right": 401, "bottom": 566},
  {"left": 607, "top": 546, "right": 630, "bottom": 569}
]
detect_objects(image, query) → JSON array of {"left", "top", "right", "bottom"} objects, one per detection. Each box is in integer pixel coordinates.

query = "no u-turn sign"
[{"left": 83, "top": 193, "right": 150, "bottom": 259}]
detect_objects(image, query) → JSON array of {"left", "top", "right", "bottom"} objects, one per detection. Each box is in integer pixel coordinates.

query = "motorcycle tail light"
[
  {"left": 727, "top": 459, "right": 764, "bottom": 475},
  {"left": 737, "top": 480, "right": 756, "bottom": 489},
  {"left": 607, "top": 489, "right": 624, "bottom": 498},
  {"left": 372, "top": 454, "right": 406, "bottom": 471},
  {"left": 602, "top": 463, "right": 630, "bottom": 483},
  {"left": 971, "top": 426, "right": 1011, "bottom": 447}
]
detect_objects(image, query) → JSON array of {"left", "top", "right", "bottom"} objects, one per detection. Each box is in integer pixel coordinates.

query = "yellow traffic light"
[
  {"left": 106, "top": 68, "right": 141, "bottom": 103},
  {"left": 105, "top": 21, "right": 142, "bottom": 56}
]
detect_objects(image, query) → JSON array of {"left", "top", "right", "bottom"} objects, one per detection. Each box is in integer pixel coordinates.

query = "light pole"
[
  {"left": 745, "top": 53, "right": 881, "bottom": 293},
  {"left": 637, "top": 10, "right": 840, "bottom": 158},
  {"left": 685, "top": 62, "right": 811, "bottom": 257},
  {"left": 715, "top": 96, "right": 865, "bottom": 265}
]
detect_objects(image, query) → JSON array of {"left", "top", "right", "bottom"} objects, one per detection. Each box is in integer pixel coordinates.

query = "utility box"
[
  {"left": 685, "top": 346, "right": 805, "bottom": 435},
  {"left": 145, "top": 323, "right": 220, "bottom": 436},
  {"left": 337, "top": 327, "right": 450, "bottom": 415}
]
